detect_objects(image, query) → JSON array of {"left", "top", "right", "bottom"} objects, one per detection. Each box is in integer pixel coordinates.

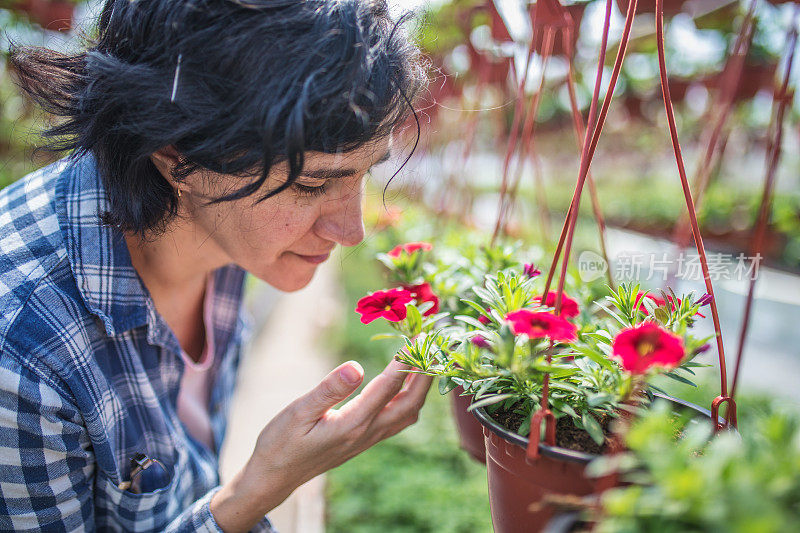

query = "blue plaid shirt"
[{"left": 0, "top": 154, "right": 275, "bottom": 532}]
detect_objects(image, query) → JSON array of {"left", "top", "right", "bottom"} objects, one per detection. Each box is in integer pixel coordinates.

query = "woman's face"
[{"left": 172, "top": 138, "right": 390, "bottom": 291}]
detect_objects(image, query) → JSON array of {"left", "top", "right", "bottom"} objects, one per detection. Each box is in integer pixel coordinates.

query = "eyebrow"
[{"left": 301, "top": 150, "right": 391, "bottom": 180}]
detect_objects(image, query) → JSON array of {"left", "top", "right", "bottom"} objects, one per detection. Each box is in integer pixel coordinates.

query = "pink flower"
[
  {"left": 387, "top": 241, "right": 433, "bottom": 258},
  {"left": 402, "top": 282, "right": 440, "bottom": 316},
  {"left": 611, "top": 323, "right": 685, "bottom": 375},
  {"left": 356, "top": 288, "right": 413, "bottom": 324},
  {"left": 506, "top": 310, "right": 578, "bottom": 343},
  {"left": 534, "top": 291, "right": 580, "bottom": 319},
  {"left": 523, "top": 263, "right": 542, "bottom": 278},
  {"left": 693, "top": 343, "right": 711, "bottom": 355},
  {"left": 471, "top": 335, "right": 491, "bottom": 349},
  {"left": 696, "top": 293, "right": 713, "bottom": 307}
]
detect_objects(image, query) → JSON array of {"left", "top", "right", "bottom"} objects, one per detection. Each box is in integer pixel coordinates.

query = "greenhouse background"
[{"left": 1, "top": 0, "right": 799, "bottom": 531}]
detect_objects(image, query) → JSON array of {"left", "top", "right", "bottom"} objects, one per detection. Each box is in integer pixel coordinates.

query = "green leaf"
[
  {"left": 454, "top": 315, "right": 487, "bottom": 330},
  {"left": 370, "top": 333, "right": 402, "bottom": 341},
  {"left": 405, "top": 303, "right": 422, "bottom": 336},
  {"left": 467, "top": 393, "right": 517, "bottom": 411},
  {"left": 664, "top": 371, "right": 698, "bottom": 387},
  {"left": 472, "top": 286, "right": 494, "bottom": 303},
  {"left": 461, "top": 298, "right": 491, "bottom": 318},
  {"left": 574, "top": 346, "right": 616, "bottom": 370},
  {"left": 588, "top": 393, "right": 615, "bottom": 407},
  {"left": 438, "top": 376, "right": 457, "bottom": 395},
  {"left": 582, "top": 413, "right": 606, "bottom": 445}
]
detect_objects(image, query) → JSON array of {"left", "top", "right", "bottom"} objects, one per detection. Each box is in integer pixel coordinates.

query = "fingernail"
[{"left": 340, "top": 362, "right": 363, "bottom": 385}]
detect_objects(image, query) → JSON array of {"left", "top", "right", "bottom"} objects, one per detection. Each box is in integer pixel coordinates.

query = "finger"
[
  {"left": 370, "top": 371, "right": 433, "bottom": 430},
  {"left": 293, "top": 361, "right": 364, "bottom": 422},
  {"left": 339, "top": 359, "right": 412, "bottom": 421}
]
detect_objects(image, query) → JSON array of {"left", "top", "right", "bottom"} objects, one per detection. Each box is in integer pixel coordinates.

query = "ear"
[{"left": 149, "top": 145, "right": 182, "bottom": 182}]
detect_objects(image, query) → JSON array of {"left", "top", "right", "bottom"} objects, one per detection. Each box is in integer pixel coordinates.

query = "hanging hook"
[
  {"left": 711, "top": 395, "right": 737, "bottom": 431},
  {"left": 527, "top": 408, "right": 556, "bottom": 461}
]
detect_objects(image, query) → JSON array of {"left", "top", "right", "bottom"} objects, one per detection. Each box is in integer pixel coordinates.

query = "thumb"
[{"left": 297, "top": 361, "right": 364, "bottom": 420}]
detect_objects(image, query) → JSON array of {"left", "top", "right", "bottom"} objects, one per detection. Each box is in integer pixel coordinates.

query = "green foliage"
[
  {"left": 325, "top": 237, "right": 492, "bottom": 533},
  {"left": 589, "top": 401, "right": 800, "bottom": 533},
  {"left": 371, "top": 227, "right": 713, "bottom": 448}
]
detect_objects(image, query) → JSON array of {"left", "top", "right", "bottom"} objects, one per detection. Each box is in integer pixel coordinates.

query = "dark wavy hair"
[{"left": 9, "top": 0, "right": 425, "bottom": 236}]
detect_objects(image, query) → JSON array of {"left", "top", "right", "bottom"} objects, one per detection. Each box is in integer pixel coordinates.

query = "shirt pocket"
[{"left": 93, "top": 464, "right": 180, "bottom": 532}]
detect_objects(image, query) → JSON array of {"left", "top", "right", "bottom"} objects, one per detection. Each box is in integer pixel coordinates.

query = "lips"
[{"left": 293, "top": 252, "right": 331, "bottom": 264}]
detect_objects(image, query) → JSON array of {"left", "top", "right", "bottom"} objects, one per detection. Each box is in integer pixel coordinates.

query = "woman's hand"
[{"left": 210, "top": 359, "right": 432, "bottom": 532}]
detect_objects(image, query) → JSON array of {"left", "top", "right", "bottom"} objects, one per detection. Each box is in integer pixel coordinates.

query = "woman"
[{"left": 1, "top": 1, "right": 428, "bottom": 531}]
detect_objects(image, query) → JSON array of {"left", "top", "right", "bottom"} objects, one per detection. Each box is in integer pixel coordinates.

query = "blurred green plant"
[{"left": 587, "top": 400, "right": 800, "bottom": 533}]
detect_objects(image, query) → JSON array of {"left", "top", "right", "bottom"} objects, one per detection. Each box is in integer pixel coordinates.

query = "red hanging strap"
[
  {"left": 730, "top": 5, "right": 799, "bottom": 404},
  {"left": 563, "top": 25, "right": 614, "bottom": 290},
  {"left": 670, "top": 0, "right": 758, "bottom": 253},
  {"left": 530, "top": 0, "right": 638, "bottom": 460},
  {"left": 654, "top": 0, "right": 735, "bottom": 428},
  {"left": 542, "top": 0, "right": 619, "bottom": 299},
  {"left": 547, "top": 0, "right": 638, "bottom": 314}
]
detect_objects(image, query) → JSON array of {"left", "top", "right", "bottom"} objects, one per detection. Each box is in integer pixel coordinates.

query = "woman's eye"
[{"left": 292, "top": 182, "right": 328, "bottom": 197}]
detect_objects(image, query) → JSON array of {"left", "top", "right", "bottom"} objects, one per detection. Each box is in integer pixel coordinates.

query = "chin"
[{"left": 256, "top": 266, "right": 317, "bottom": 292}]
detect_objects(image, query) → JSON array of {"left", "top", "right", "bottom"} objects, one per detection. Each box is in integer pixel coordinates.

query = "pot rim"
[{"left": 473, "top": 392, "right": 720, "bottom": 465}]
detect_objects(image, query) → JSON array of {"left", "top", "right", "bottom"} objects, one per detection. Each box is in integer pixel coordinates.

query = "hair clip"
[{"left": 170, "top": 53, "right": 183, "bottom": 103}]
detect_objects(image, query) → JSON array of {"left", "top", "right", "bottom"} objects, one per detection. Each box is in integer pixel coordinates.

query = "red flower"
[
  {"left": 506, "top": 310, "right": 578, "bottom": 343},
  {"left": 534, "top": 291, "right": 580, "bottom": 318},
  {"left": 478, "top": 314, "right": 491, "bottom": 325},
  {"left": 402, "top": 282, "right": 440, "bottom": 316},
  {"left": 611, "top": 323, "right": 685, "bottom": 375},
  {"left": 387, "top": 241, "right": 432, "bottom": 258},
  {"left": 356, "top": 288, "right": 413, "bottom": 324}
]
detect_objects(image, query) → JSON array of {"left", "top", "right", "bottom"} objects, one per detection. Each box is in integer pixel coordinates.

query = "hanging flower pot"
[
  {"left": 450, "top": 386, "right": 487, "bottom": 463},
  {"left": 488, "top": 2, "right": 514, "bottom": 43},
  {"left": 529, "top": 0, "right": 589, "bottom": 57},
  {"left": 702, "top": 61, "right": 778, "bottom": 103},
  {"left": 615, "top": 0, "right": 694, "bottom": 16},
  {"left": 466, "top": 42, "right": 513, "bottom": 88},
  {"left": 474, "top": 394, "right": 717, "bottom": 533},
  {"left": 12, "top": 0, "right": 75, "bottom": 33}
]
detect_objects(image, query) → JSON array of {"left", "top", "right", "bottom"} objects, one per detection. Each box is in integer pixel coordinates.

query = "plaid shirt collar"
[
  {"left": 54, "top": 153, "right": 245, "bottom": 356},
  {"left": 56, "top": 153, "right": 151, "bottom": 337}
]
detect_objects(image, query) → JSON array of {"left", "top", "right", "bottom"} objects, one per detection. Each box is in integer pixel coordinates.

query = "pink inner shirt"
[{"left": 176, "top": 274, "right": 216, "bottom": 450}]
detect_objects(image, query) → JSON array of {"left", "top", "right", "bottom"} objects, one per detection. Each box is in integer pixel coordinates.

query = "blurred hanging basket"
[
  {"left": 528, "top": 0, "right": 589, "bottom": 57},
  {"left": 10, "top": 0, "right": 75, "bottom": 32},
  {"left": 702, "top": 61, "right": 778, "bottom": 102},
  {"left": 450, "top": 386, "right": 487, "bottom": 463},
  {"left": 616, "top": 0, "right": 693, "bottom": 15}
]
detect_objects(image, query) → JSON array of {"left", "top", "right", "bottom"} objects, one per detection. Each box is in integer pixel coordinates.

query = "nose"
[{"left": 314, "top": 182, "right": 365, "bottom": 247}]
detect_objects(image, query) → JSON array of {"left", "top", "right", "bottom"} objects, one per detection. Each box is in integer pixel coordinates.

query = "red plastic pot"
[
  {"left": 474, "top": 394, "right": 718, "bottom": 533},
  {"left": 450, "top": 387, "right": 486, "bottom": 463},
  {"left": 12, "top": 0, "right": 75, "bottom": 32}
]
